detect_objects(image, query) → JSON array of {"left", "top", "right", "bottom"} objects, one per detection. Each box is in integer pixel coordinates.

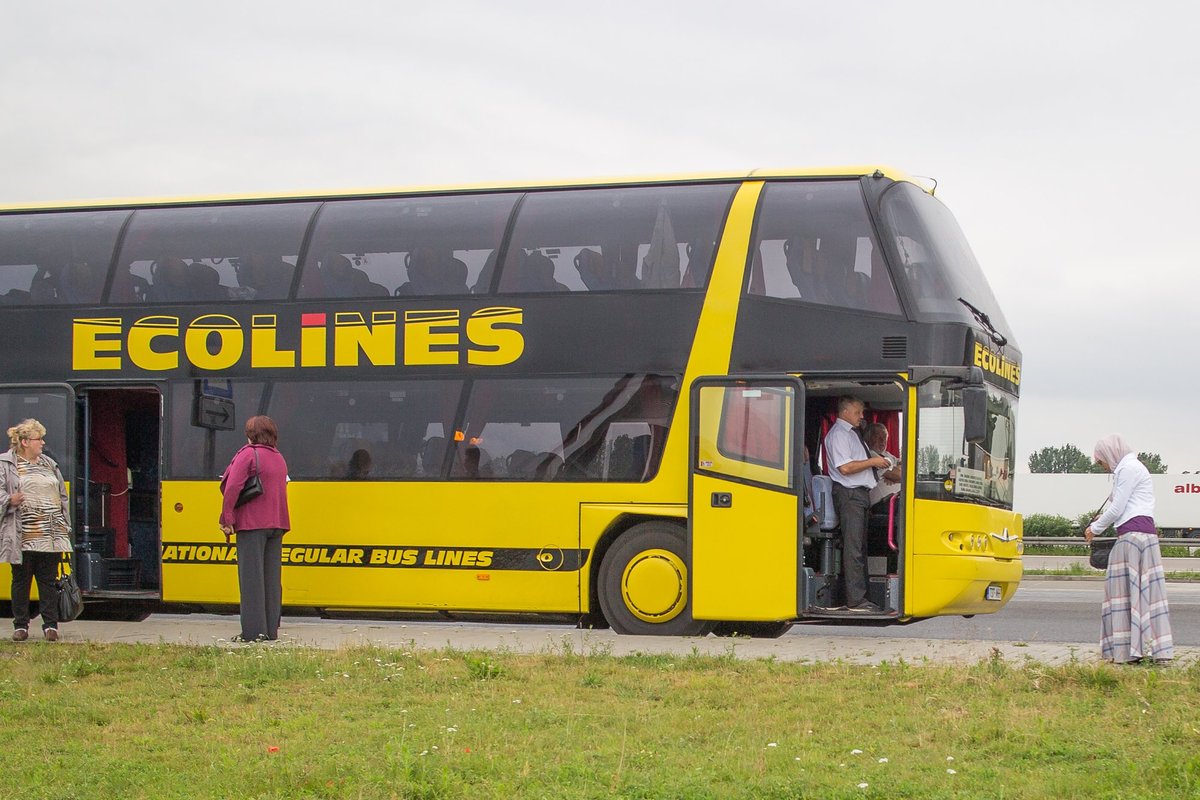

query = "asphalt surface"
[{"left": 33, "top": 577, "right": 1200, "bottom": 666}]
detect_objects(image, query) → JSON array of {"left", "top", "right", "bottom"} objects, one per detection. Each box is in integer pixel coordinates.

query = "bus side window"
[{"left": 749, "top": 182, "right": 902, "bottom": 315}]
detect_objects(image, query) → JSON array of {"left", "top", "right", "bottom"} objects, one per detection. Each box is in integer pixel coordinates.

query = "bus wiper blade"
[{"left": 957, "top": 297, "right": 1007, "bottom": 347}]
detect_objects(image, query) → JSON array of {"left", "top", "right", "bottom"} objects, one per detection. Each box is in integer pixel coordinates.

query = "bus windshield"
[
  {"left": 916, "top": 379, "right": 1017, "bottom": 508},
  {"left": 877, "top": 182, "right": 1014, "bottom": 341}
]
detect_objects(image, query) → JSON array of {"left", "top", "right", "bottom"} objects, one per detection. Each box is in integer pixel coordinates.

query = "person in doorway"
[
  {"left": 823, "top": 397, "right": 891, "bottom": 613},
  {"left": 864, "top": 422, "right": 902, "bottom": 508},
  {"left": 1083, "top": 434, "right": 1173, "bottom": 664},
  {"left": 1, "top": 419, "right": 72, "bottom": 642},
  {"left": 219, "top": 416, "right": 290, "bottom": 642}
]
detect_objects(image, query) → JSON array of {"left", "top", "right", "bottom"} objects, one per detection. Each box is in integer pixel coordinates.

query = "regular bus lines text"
[{"left": 72, "top": 306, "right": 524, "bottom": 372}]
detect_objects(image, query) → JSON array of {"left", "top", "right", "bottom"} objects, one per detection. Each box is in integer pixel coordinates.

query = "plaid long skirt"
[{"left": 1100, "top": 532, "right": 1174, "bottom": 662}]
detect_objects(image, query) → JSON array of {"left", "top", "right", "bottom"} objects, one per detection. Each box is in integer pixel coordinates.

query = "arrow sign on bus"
[{"left": 194, "top": 395, "right": 236, "bottom": 432}]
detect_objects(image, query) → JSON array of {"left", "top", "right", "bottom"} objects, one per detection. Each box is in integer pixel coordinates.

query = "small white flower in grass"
[
  {"left": 419, "top": 750, "right": 428, "bottom": 756},
  {"left": 858, "top": 783, "right": 869, "bottom": 789},
  {"left": 947, "top": 769, "right": 957, "bottom": 775},
  {"left": 512, "top": 699, "right": 522, "bottom": 704},
  {"left": 878, "top": 758, "right": 888, "bottom": 763},
  {"left": 946, "top": 756, "right": 955, "bottom": 762},
  {"left": 851, "top": 749, "right": 863, "bottom": 755},
  {"left": 767, "top": 743, "right": 778, "bottom": 748}
]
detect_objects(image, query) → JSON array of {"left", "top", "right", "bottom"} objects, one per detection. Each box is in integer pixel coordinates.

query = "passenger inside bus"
[
  {"left": 507, "top": 250, "right": 569, "bottom": 292},
  {"left": 396, "top": 248, "right": 472, "bottom": 296},
  {"left": 346, "top": 448, "right": 373, "bottom": 479},
  {"left": 234, "top": 254, "right": 294, "bottom": 301},
  {"left": 305, "top": 252, "right": 388, "bottom": 298}
]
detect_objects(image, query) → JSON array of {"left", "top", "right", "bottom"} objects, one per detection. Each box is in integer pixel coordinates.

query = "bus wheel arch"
[{"left": 596, "top": 520, "right": 711, "bottom": 636}]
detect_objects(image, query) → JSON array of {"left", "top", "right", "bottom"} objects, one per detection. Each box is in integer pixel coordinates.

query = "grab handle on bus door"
[
  {"left": 711, "top": 492, "right": 733, "bottom": 508},
  {"left": 887, "top": 493, "right": 898, "bottom": 551}
]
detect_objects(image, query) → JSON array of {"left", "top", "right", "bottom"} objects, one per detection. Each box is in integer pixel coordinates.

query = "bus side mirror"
[{"left": 963, "top": 385, "right": 987, "bottom": 444}]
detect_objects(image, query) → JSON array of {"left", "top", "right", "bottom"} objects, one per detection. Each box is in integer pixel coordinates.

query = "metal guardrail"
[{"left": 1024, "top": 536, "right": 1198, "bottom": 547}]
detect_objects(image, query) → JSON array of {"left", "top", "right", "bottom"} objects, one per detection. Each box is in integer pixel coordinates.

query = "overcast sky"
[{"left": 3, "top": 2, "right": 1198, "bottom": 472}]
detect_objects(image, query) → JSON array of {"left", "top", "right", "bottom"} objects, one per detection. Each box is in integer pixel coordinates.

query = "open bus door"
[
  {"left": 689, "top": 376, "right": 806, "bottom": 623},
  {"left": 74, "top": 386, "right": 162, "bottom": 603}
]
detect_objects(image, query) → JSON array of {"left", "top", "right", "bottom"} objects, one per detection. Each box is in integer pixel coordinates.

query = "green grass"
[{"left": 2, "top": 643, "right": 1200, "bottom": 798}]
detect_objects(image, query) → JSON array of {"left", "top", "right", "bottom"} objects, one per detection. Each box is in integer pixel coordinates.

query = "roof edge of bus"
[{"left": 0, "top": 165, "right": 915, "bottom": 213}]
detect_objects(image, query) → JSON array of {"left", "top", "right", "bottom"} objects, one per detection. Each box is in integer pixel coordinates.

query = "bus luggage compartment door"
[{"left": 689, "top": 377, "right": 804, "bottom": 621}]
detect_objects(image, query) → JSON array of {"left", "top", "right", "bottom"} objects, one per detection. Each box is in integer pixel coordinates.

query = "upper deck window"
[
  {"left": 877, "top": 182, "right": 1012, "bottom": 337},
  {"left": 298, "top": 194, "right": 517, "bottom": 298},
  {"left": 113, "top": 203, "right": 317, "bottom": 304},
  {"left": 0, "top": 210, "right": 128, "bottom": 305},
  {"left": 497, "top": 184, "right": 734, "bottom": 293},
  {"left": 748, "top": 181, "right": 901, "bottom": 315}
]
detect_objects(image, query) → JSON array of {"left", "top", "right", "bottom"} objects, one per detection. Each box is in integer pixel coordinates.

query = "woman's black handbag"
[
  {"left": 56, "top": 569, "right": 84, "bottom": 621},
  {"left": 221, "top": 447, "right": 263, "bottom": 508},
  {"left": 1089, "top": 537, "right": 1117, "bottom": 570}
]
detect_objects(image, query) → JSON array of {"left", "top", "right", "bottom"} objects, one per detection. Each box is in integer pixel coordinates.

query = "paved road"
[
  {"left": 788, "top": 579, "right": 1200, "bottom": 646},
  {"left": 42, "top": 578, "right": 1199, "bottom": 666}
]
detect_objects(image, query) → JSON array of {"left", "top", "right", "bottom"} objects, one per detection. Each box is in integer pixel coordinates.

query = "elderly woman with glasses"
[{"left": 1, "top": 418, "right": 72, "bottom": 642}]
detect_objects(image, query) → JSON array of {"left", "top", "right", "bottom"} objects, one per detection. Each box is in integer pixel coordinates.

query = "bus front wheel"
[{"left": 597, "top": 522, "right": 710, "bottom": 636}]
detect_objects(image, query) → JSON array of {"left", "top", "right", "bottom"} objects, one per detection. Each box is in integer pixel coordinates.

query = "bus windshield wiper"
[{"left": 957, "top": 298, "right": 1007, "bottom": 347}]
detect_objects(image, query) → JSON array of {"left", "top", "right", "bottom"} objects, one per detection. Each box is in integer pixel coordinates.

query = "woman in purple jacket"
[{"left": 220, "top": 415, "right": 290, "bottom": 642}]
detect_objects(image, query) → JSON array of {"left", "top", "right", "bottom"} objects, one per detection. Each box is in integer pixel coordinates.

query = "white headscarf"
[{"left": 1093, "top": 434, "right": 1133, "bottom": 472}]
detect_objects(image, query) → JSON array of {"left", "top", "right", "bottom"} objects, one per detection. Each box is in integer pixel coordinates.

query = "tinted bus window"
[
  {"left": 298, "top": 194, "right": 518, "bottom": 299},
  {"left": 0, "top": 390, "right": 72, "bottom": 467},
  {"left": 112, "top": 203, "right": 318, "bottom": 304},
  {"left": 266, "top": 380, "right": 463, "bottom": 479},
  {"left": 452, "top": 375, "right": 679, "bottom": 481},
  {"left": 750, "top": 182, "right": 901, "bottom": 315},
  {"left": 0, "top": 210, "right": 128, "bottom": 305},
  {"left": 498, "top": 185, "right": 733, "bottom": 293},
  {"left": 878, "top": 181, "right": 1012, "bottom": 335},
  {"left": 167, "top": 380, "right": 266, "bottom": 479}
]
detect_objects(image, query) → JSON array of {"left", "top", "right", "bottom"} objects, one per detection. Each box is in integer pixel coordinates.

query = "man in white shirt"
[{"left": 823, "top": 397, "right": 892, "bottom": 612}]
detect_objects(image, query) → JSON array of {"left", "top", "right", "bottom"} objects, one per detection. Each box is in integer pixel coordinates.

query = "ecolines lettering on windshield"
[{"left": 72, "top": 306, "right": 524, "bottom": 371}]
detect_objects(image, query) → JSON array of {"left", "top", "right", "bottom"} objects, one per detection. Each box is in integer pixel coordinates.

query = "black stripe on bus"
[{"left": 161, "top": 542, "right": 590, "bottom": 572}]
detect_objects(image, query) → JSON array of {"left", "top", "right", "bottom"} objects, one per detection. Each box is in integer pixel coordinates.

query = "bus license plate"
[{"left": 985, "top": 585, "right": 1003, "bottom": 601}]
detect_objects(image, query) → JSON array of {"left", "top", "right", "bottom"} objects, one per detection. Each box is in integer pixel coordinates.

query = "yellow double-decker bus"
[{"left": 0, "top": 167, "right": 1021, "bottom": 635}]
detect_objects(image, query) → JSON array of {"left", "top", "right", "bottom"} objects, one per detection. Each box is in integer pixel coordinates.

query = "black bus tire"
[{"left": 597, "top": 522, "right": 710, "bottom": 636}]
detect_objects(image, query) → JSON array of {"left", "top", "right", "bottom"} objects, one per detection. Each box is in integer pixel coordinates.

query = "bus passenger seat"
[
  {"left": 505, "top": 449, "right": 540, "bottom": 479},
  {"left": 574, "top": 248, "right": 608, "bottom": 290},
  {"left": 516, "top": 251, "right": 569, "bottom": 292},
  {"left": 810, "top": 474, "right": 838, "bottom": 531},
  {"left": 189, "top": 262, "right": 226, "bottom": 300},
  {"left": 534, "top": 453, "right": 564, "bottom": 481},
  {"left": 436, "top": 257, "right": 470, "bottom": 295}
]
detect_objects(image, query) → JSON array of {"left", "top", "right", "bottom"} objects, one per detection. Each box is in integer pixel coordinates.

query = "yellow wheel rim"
[{"left": 620, "top": 548, "right": 687, "bottom": 624}]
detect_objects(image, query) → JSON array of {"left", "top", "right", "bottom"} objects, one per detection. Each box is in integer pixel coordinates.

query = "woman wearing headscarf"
[
  {"left": 1083, "top": 434, "right": 1173, "bottom": 664},
  {"left": 1, "top": 419, "right": 72, "bottom": 642},
  {"left": 219, "top": 415, "right": 290, "bottom": 642}
]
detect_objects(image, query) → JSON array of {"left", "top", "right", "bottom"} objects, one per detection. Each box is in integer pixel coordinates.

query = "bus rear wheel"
[{"left": 597, "top": 522, "right": 710, "bottom": 636}]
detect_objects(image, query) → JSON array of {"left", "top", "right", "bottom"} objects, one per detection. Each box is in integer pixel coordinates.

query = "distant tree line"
[{"left": 1027, "top": 444, "right": 1166, "bottom": 474}]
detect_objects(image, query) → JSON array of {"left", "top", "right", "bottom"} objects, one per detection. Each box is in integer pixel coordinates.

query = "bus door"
[
  {"left": 74, "top": 387, "right": 163, "bottom": 599},
  {"left": 0, "top": 385, "right": 75, "bottom": 602},
  {"left": 689, "top": 377, "right": 806, "bottom": 621}
]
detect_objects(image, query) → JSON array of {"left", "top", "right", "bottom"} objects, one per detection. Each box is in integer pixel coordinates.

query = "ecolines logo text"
[{"left": 72, "top": 307, "right": 524, "bottom": 371}]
